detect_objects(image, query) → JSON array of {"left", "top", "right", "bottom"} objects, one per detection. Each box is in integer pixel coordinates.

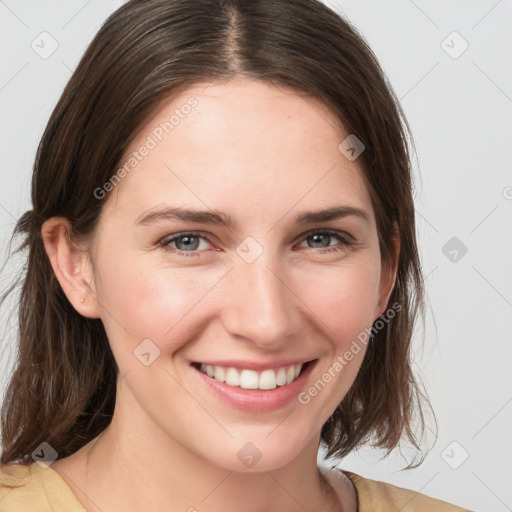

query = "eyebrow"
[{"left": 135, "top": 205, "right": 370, "bottom": 228}]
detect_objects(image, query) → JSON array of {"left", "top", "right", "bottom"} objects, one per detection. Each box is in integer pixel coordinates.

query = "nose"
[{"left": 221, "top": 249, "right": 300, "bottom": 350}]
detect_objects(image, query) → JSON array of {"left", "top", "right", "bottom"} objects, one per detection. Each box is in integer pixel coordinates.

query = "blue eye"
[
  {"left": 298, "top": 230, "right": 353, "bottom": 252},
  {"left": 160, "top": 232, "right": 212, "bottom": 257},
  {"left": 159, "top": 229, "right": 353, "bottom": 257}
]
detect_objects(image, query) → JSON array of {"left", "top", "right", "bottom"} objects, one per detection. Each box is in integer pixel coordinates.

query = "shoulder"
[
  {"left": 0, "top": 462, "right": 37, "bottom": 510},
  {"left": 0, "top": 462, "right": 85, "bottom": 511},
  {"left": 343, "top": 470, "right": 473, "bottom": 512}
]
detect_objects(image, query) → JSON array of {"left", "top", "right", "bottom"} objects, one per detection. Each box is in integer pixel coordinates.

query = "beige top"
[{"left": 0, "top": 461, "right": 472, "bottom": 511}]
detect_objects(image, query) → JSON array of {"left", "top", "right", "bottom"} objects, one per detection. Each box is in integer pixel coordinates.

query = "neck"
[{"left": 56, "top": 384, "right": 345, "bottom": 512}]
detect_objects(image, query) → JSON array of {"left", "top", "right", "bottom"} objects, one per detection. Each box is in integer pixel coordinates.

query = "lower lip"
[{"left": 191, "top": 360, "right": 317, "bottom": 412}]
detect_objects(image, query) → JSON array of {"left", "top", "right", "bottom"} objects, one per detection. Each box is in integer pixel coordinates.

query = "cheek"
[
  {"left": 292, "top": 261, "right": 382, "bottom": 419},
  {"left": 93, "top": 239, "right": 382, "bottom": 369},
  {"left": 299, "top": 258, "right": 382, "bottom": 343},
  {"left": 92, "top": 252, "right": 215, "bottom": 356}
]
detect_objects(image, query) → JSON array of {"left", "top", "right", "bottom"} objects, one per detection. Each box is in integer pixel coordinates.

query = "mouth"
[{"left": 191, "top": 360, "right": 315, "bottom": 391}]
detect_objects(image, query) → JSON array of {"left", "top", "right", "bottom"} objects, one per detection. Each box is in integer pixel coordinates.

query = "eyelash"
[{"left": 158, "top": 230, "right": 355, "bottom": 258}]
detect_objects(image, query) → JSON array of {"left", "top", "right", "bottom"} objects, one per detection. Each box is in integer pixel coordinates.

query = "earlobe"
[{"left": 41, "top": 217, "right": 101, "bottom": 319}]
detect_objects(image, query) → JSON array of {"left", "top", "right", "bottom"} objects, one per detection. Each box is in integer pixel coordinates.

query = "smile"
[
  {"left": 190, "top": 359, "right": 318, "bottom": 412},
  {"left": 196, "top": 363, "right": 304, "bottom": 390}
]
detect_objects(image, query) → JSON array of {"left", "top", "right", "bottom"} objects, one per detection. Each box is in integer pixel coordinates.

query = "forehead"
[{"left": 103, "top": 78, "right": 374, "bottom": 229}]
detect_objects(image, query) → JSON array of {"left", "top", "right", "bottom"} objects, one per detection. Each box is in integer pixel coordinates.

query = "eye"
[
  {"left": 159, "top": 232, "right": 214, "bottom": 257},
  {"left": 296, "top": 230, "right": 354, "bottom": 253},
  {"left": 159, "top": 229, "right": 354, "bottom": 257}
]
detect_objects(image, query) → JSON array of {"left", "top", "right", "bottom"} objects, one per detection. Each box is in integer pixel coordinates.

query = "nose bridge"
[{"left": 223, "top": 240, "right": 297, "bottom": 346}]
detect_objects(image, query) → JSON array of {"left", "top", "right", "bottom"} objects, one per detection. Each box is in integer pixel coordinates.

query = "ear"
[
  {"left": 41, "top": 217, "right": 101, "bottom": 319},
  {"left": 375, "top": 222, "right": 400, "bottom": 317}
]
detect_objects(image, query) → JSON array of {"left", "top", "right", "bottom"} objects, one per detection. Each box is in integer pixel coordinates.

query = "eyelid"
[
  {"left": 161, "top": 230, "right": 212, "bottom": 242},
  {"left": 159, "top": 230, "right": 215, "bottom": 248},
  {"left": 295, "top": 228, "right": 355, "bottom": 244},
  {"left": 159, "top": 228, "right": 355, "bottom": 253}
]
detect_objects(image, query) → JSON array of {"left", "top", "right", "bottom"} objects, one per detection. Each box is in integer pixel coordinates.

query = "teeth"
[
  {"left": 214, "top": 366, "right": 226, "bottom": 383},
  {"left": 276, "top": 367, "right": 287, "bottom": 386},
  {"left": 225, "top": 367, "right": 240, "bottom": 387},
  {"left": 198, "top": 363, "right": 304, "bottom": 390},
  {"left": 239, "top": 369, "right": 259, "bottom": 389},
  {"left": 259, "top": 369, "right": 277, "bottom": 390}
]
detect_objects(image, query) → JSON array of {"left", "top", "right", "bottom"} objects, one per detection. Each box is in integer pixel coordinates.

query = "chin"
[{"left": 197, "top": 430, "right": 315, "bottom": 474}]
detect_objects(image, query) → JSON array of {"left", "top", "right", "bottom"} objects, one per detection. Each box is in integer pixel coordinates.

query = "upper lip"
[{"left": 192, "top": 358, "right": 317, "bottom": 372}]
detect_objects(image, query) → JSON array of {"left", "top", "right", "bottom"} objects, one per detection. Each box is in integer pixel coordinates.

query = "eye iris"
[
  {"left": 309, "top": 233, "right": 331, "bottom": 248},
  {"left": 176, "top": 236, "right": 199, "bottom": 251},
  {"left": 167, "top": 232, "right": 342, "bottom": 253}
]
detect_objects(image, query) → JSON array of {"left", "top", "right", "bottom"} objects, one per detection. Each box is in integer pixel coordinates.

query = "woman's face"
[{"left": 83, "top": 78, "right": 397, "bottom": 472}]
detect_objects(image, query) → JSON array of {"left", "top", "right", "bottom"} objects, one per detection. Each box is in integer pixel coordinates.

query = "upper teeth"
[{"left": 199, "top": 363, "right": 303, "bottom": 390}]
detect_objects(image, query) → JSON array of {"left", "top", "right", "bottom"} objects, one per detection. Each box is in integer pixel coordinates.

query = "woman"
[{"left": 0, "top": 0, "right": 469, "bottom": 510}]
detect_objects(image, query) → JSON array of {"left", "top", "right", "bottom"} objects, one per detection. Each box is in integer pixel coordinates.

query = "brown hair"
[{"left": 1, "top": 0, "right": 432, "bottom": 466}]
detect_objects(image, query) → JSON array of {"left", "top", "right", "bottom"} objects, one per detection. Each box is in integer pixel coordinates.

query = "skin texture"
[{"left": 43, "top": 78, "right": 398, "bottom": 512}]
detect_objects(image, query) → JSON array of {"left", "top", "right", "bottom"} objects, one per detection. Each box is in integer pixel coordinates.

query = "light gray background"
[{"left": 1, "top": 1, "right": 511, "bottom": 511}]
